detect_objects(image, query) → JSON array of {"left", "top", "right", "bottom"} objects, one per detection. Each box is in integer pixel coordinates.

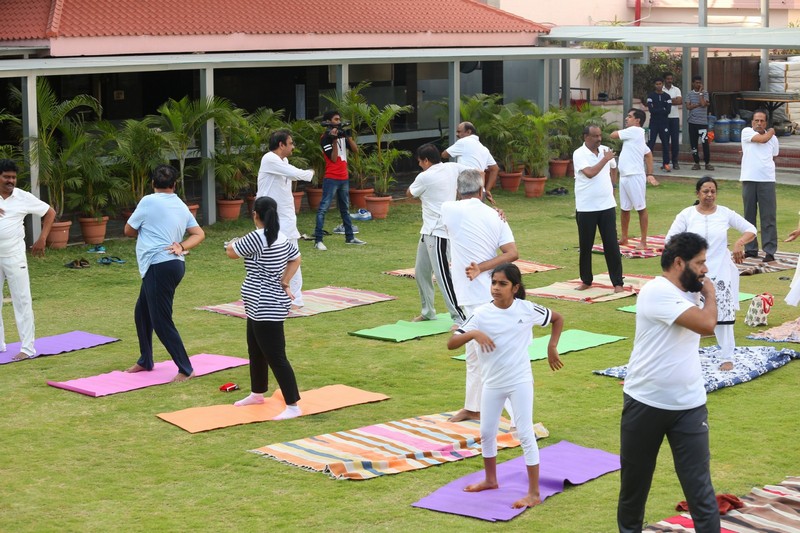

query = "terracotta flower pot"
[
  {"left": 217, "top": 198, "right": 244, "bottom": 221},
  {"left": 186, "top": 203, "right": 200, "bottom": 220},
  {"left": 305, "top": 188, "right": 324, "bottom": 211},
  {"left": 78, "top": 216, "right": 109, "bottom": 245},
  {"left": 498, "top": 171, "right": 523, "bottom": 192},
  {"left": 292, "top": 191, "right": 304, "bottom": 214},
  {"left": 364, "top": 195, "right": 392, "bottom": 219},
  {"left": 46, "top": 220, "right": 73, "bottom": 249},
  {"left": 522, "top": 176, "right": 547, "bottom": 198},
  {"left": 349, "top": 188, "right": 374, "bottom": 210},
  {"left": 549, "top": 159, "right": 570, "bottom": 178}
]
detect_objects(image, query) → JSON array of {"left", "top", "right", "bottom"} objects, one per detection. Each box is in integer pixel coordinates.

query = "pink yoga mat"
[
  {"left": 412, "top": 440, "right": 620, "bottom": 522},
  {"left": 47, "top": 354, "right": 248, "bottom": 397},
  {"left": 0, "top": 331, "right": 119, "bottom": 365}
]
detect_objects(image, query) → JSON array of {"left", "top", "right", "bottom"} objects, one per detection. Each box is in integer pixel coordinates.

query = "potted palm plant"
[
  {"left": 481, "top": 101, "right": 532, "bottom": 192},
  {"left": 67, "top": 121, "right": 129, "bottom": 244},
  {"left": 362, "top": 103, "right": 412, "bottom": 219},
  {"left": 12, "top": 79, "right": 102, "bottom": 248},
  {"left": 288, "top": 118, "right": 326, "bottom": 212},
  {"left": 516, "top": 111, "right": 565, "bottom": 198}
]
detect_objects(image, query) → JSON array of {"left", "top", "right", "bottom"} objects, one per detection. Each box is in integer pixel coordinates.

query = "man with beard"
[{"left": 617, "top": 231, "right": 720, "bottom": 533}]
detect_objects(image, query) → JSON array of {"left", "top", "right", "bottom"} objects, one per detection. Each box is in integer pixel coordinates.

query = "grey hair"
[{"left": 457, "top": 169, "right": 484, "bottom": 197}]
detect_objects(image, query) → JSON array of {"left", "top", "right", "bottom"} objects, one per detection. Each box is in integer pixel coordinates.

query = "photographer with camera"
[{"left": 313, "top": 110, "right": 365, "bottom": 250}]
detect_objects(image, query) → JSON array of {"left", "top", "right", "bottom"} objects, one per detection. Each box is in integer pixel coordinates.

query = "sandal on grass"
[
  {"left": 97, "top": 257, "right": 112, "bottom": 265},
  {"left": 78, "top": 258, "right": 90, "bottom": 268},
  {"left": 109, "top": 256, "right": 126, "bottom": 264},
  {"left": 64, "top": 259, "right": 82, "bottom": 269}
]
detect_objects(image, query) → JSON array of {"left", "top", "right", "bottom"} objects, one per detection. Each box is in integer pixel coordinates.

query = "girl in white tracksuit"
[{"left": 447, "top": 263, "right": 564, "bottom": 509}]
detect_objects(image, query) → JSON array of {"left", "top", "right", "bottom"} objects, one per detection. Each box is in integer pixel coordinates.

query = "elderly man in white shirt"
[
  {"left": 256, "top": 129, "right": 314, "bottom": 307},
  {"left": 441, "top": 121, "right": 500, "bottom": 204},
  {"left": 0, "top": 159, "right": 55, "bottom": 361}
]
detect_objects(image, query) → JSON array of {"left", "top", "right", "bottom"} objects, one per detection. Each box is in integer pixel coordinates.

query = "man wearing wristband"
[
  {"left": 124, "top": 164, "right": 205, "bottom": 382},
  {"left": 611, "top": 108, "right": 658, "bottom": 250}
]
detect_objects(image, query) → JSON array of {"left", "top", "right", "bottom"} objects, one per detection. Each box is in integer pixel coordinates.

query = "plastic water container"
[
  {"left": 714, "top": 117, "right": 731, "bottom": 143},
  {"left": 730, "top": 117, "right": 746, "bottom": 142},
  {"left": 707, "top": 114, "right": 717, "bottom": 130}
]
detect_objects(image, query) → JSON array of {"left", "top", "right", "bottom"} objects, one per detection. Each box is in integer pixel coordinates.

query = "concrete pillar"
[
  {"left": 448, "top": 61, "right": 461, "bottom": 147},
  {"left": 199, "top": 68, "right": 216, "bottom": 225},
  {"left": 22, "top": 75, "right": 41, "bottom": 242}
]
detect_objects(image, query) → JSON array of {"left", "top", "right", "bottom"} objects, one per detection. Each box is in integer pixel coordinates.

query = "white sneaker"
[
  {"left": 333, "top": 224, "right": 358, "bottom": 234},
  {"left": 345, "top": 238, "right": 366, "bottom": 245},
  {"left": 314, "top": 241, "right": 327, "bottom": 251}
]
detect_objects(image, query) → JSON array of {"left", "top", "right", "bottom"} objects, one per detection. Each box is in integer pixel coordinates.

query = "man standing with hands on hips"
[{"left": 740, "top": 109, "right": 780, "bottom": 263}]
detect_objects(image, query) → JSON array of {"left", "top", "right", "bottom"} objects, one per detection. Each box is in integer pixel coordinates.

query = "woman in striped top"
[{"left": 226, "top": 196, "right": 302, "bottom": 420}]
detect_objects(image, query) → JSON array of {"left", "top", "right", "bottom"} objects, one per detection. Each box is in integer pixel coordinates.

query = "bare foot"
[
  {"left": 613, "top": 285, "right": 625, "bottom": 293},
  {"left": 575, "top": 283, "right": 592, "bottom": 291},
  {"left": 124, "top": 363, "right": 148, "bottom": 373},
  {"left": 719, "top": 361, "right": 734, "bottom": 371},
  {"left": 618, "top": 239, "right": 629, "bottom": 247},
  {"left": 448, "top": 409, "right": 480, "bottom": 422},
  {"left": 635, "top": 243, "right": 648, "bottom": 250},
  {"left": 512, "top": 494, "right": 543, "bottom": 508},
  {"left": 171, "top": 371, "right": 195, "bottom": 383},
  {"left": 464, "top": 480, "right": 499, "bottom": 492},
  {"left": 11, "top": 352, "right": 31, "bottom": 362}
]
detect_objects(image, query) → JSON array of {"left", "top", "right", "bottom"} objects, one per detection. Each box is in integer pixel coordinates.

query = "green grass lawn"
[{"left": 3, "top": 176, "right": 799, "bottom": 532}]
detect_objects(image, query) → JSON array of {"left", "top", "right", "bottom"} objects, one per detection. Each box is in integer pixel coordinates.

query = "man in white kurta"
[
  {"left": 0, "top": 159, "right": 55, "bottom": 360},
  {"left": 441, "top": 169, "right": 518, "bottom": 422},
  {"left": 257, "top": 130, "right": 314, "bottom": 307}
]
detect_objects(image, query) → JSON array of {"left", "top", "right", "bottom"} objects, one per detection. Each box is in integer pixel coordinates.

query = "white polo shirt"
[
  {"left": 0, "top": 188, "right": 50, "bottom": 257},
  {"left": 408, "top": 162, "right": 469, "bottom": 238},
  {"left": 573, "top": 143, "right": 617, "bottom": 212},
  {"left": 445, "top": 135, "right": 497, "bottom": 171}
]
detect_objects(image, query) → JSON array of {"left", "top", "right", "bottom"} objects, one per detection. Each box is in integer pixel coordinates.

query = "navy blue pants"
[
  {"left": 648, "top": 118, "right": 671, "bottom": 166},
  {"left": 134, "top": 260, "right": 193, "bottom": 376}
]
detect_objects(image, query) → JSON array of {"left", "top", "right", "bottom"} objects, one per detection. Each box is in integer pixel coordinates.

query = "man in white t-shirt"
[
  {"left": 406, "top": 143, "right": 469, "bottom": 325},
  {"left": 0, "top": 159, "right": 55, "bottom": 361},
  {"left": 257, "top": 129, "right": 314, "bottom": 307},
  {"left": 441, "top": 122, "right": 500, "bottom": 204},
  {"left": 664, "top": 72, "right": 683, "bottom": 170},
  {"left": 573, "top": 125, "right": 624, "bottom": 292},
  {"left": 441, "top": 169, "right": 518, "bottom": 422},
  {"left": 611, "top": 108, "right": 657, "bottom": 249},
  {"left": 618, "top": 231, "right": 720, "bottom": 533},
  {"left": 740, "top": 109, "right": 780, "bottom": 263}
]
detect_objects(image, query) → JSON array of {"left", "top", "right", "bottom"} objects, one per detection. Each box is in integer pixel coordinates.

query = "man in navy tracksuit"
[{"left": 646, "top": 78, "right": 673, "bottom": 171}]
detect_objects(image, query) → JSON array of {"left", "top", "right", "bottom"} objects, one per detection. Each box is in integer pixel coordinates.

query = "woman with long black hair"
[{"left": 226, "top": 196, "right": 302, "bottom": 420}]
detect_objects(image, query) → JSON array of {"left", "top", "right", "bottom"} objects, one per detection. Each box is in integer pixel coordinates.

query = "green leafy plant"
[
  {"left": 515, "top": 111, "right": 566, "bottom": 177},
  {"left": 322, "top": 81, "right": 371, "bottom": 188},
  {"left": 11, "top": 79, "right": 102, "bottom": 220},
  {"left": 361, "top": 103, "right": 412, "bottom": 196},
  {"left": 106, "top": 116, "right": 168, "bottom": 205},
  {"left": 205, "top": 104, "right": 258, "bottom": 200},
  {"left": 480, "top": 100, "right": 536, "bottom": 172},
  {"left": 287, "top": 118, "right": 325, "bottom": 187}
]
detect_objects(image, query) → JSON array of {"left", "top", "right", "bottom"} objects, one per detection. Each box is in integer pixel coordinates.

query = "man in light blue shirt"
[{"left": 124, "top": 164, "right": 205, "bottom": 382}]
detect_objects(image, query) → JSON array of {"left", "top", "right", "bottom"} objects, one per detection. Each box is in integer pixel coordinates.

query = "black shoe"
[
  {"left": 744, "top": 250, "right": 758, "bottom": 258},
  {"left": 672, "top": 163, "right": 680, "bottom": 170},
  {"left": 763, "top": 254, "right": 775, "bottom": 263}
]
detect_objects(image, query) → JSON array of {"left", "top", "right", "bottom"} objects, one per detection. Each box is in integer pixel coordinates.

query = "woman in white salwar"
[
  {"left": 783, "top": 214, "right": 800, "bottom": 306},
  {"left": 666, "top": 176, "right": 756, "bottom": 360}
]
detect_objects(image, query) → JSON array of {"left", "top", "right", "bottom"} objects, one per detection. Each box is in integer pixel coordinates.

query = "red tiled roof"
[{"left": 0, "top": 0, "right": 547, "bottom": 41}]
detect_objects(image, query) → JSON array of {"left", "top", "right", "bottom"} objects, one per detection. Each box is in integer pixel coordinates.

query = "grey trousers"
[
  {"left": 742, "top": 181, "right": 777, "bottom": 256},
  {"left": 414, "top": 234, "right": 465, "bottom": 324},
  {"left": 617, "top": 394, "right": 719, "bottom": 533}
]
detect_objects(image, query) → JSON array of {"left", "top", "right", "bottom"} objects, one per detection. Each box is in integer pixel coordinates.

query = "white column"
[
  {"left": 199, "top": 68, "right": 216, "bottom": 225},
  {"left": 448, "top": 61, "right": 461, "bottom": 147},
  {"left": 22, "top": 75, "right": 41, "bottom": 242}
]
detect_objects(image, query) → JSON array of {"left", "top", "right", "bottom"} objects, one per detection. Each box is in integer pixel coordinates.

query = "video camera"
[{"left": 321, "top": 120, "right": 352, "bottom": 138}]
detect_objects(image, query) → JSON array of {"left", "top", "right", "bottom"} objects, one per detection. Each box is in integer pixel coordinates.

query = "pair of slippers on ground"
[
  {"left": 65, "top": 257, "right": 125, "bottom": 268},
  {"left": 546, "top": 186, "right": 569, "bottom": 196}
]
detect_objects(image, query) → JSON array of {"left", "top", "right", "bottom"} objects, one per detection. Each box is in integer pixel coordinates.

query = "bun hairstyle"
[
  {"left": 253, "top": 196, "right": 280, "bottom": 246},
  {"left": 492, "top": 263, "right": 526, "bottom": 299}
]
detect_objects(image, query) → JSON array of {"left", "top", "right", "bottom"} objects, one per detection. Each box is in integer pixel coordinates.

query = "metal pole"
[
  {"left": 761, "top": 0, "right": 770, "bottom": 91},
  {"left": 199, "top": 68, "right": 216, "bottom": 225},
  {"left": 22, "top": 75, "right": 41, "bottom": 242},
  {"left": 699, "top": 0, "right": 708, "bottom": 85},
  {"left": 448, "top": 61, "right": 461, "bottom": 147},
  {"left": 623, "top": 59, "right": 632, "bottom": 114},
  {"left": 682, "top": 47, "right": 691, "bottom": 148}
]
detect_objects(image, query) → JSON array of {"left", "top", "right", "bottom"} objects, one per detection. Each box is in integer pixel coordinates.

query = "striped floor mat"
[
  {"left": 251, "top": 413, "right": 548, "bottom": 480},
  {"left": 646, "top": 476, "right": 800, "bottom": 532},
  {"left": 383, "top": 259, "right": 561, "bottom": 279},
  {"left": 526, "top": 273, "right": 654, "bottom": 304},
  {"left": 736, "top": 250, "right": 798, "bottom": 275},
  {"left": 592, "top": 235, "right": 666, "bottom": 258},
  {"left": 197, "top": 286, "right": 396, "bottom": 319}
]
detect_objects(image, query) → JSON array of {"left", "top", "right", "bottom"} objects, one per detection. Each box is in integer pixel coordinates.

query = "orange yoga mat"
[{"left": 157, "top": 384, "right": 390, "bottom": 433}]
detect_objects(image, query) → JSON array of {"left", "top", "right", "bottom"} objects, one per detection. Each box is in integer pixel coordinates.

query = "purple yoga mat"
[
  {"left": 0, "top": 331, "right": 119, "bottom": 365},
  {"left": 412, "top": 440, "right": 620, "bottom": 522},
  {"left": 47, "top": 353, "right": 248, "bottom": 397}
]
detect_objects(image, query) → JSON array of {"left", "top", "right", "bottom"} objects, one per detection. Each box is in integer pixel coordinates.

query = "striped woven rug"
[
  {"left": 197, "top": 286, "right": 396, "bottom": 319},
  {"left": 383, "top": 259, "right": 562, "bottom": 279},
  {"left": 526, "top": 273, "right": 654, "bottom": 304},
  {"left": 592, "top": 235, "right": 667, "bottom": 258},
  {"left": 251, "top": 413, "right": 548, "bottom": 480},
  {"left": 646, "top": 476, "right": 800, "bottom": 532}
]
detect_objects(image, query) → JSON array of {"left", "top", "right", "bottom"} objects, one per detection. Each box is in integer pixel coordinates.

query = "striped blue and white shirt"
[{"left": 232, "top": 230, "right": 300, "bottom": 321}]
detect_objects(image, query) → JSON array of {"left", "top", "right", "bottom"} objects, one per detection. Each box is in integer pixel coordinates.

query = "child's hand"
[
  {"left": 547, "top": 345, "right": 563, "bottom": 371},
  {"left": 471, "top": 331, "right": 496, "bottom": 353}
]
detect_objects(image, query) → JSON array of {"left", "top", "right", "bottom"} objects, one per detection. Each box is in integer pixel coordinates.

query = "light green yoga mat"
[
  {"left": 350, "top": 314, "right": 454, "bottom": 342},
  {"left": 451, "top": 329, "right": 627, "bottom": 361},
  {"left": 617, "top": 292, "right": 756, "bottom": 314}
]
